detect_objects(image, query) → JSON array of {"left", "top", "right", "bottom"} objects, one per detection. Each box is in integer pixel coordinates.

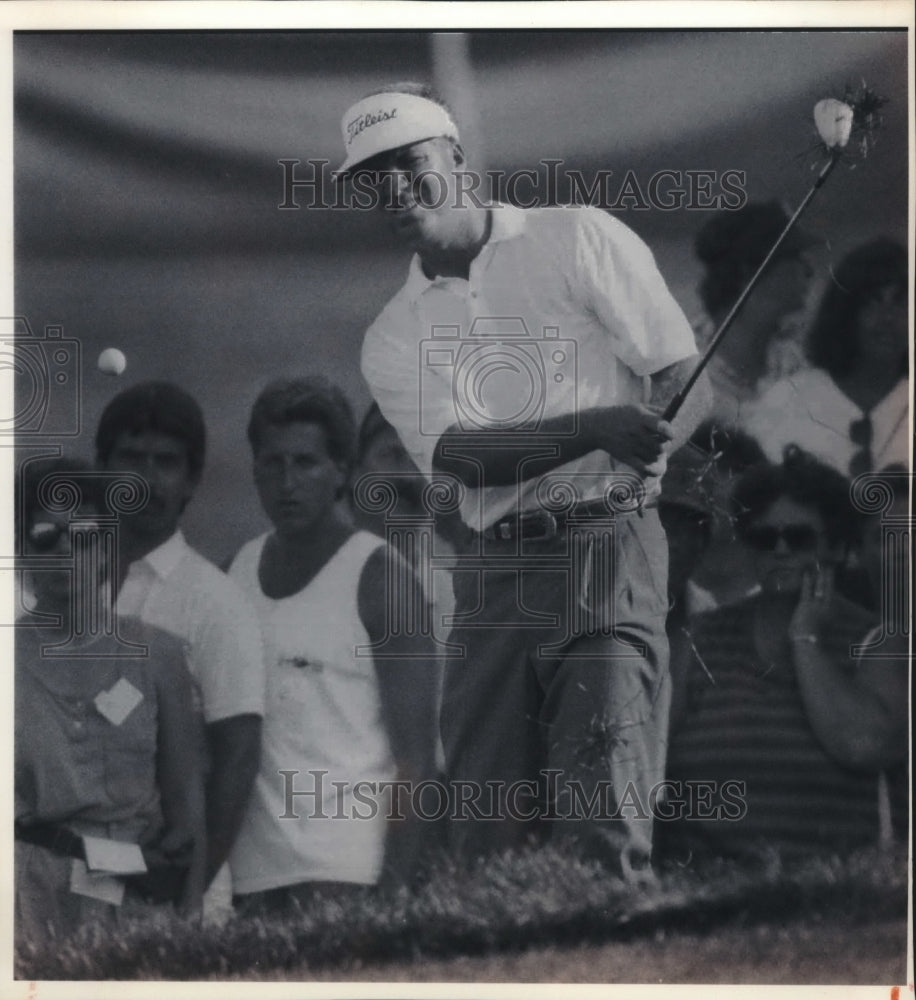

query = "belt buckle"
[{"left": 490, "top": 520, "right": 512, "bottom": 541}]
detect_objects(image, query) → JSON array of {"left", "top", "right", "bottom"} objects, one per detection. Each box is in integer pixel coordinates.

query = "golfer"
[{"left": 336, "top": 84, "right": 711, "bottom": 879}]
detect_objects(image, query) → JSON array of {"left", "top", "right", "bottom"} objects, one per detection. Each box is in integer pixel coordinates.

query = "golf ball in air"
[{"left": 97, "top": 347, "right": 127, "bottom": 375}]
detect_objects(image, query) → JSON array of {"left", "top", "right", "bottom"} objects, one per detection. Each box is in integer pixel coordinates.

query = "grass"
[{"left": 15, "top": 843, "right": 909, "bottom": 981}]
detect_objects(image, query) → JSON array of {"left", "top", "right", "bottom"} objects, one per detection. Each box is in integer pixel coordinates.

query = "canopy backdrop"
[{"left": 13, "top": 30, "right": 910, "bottom": 564}]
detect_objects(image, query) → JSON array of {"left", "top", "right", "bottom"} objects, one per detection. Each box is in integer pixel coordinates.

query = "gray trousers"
[{"left": 441, "top": 507, "right": 671, "bottom": 878}]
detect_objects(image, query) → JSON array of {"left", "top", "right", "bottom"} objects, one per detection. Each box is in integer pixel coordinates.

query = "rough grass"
[{"left": 15, "top": 843, "right": 909, "bottom": 981}]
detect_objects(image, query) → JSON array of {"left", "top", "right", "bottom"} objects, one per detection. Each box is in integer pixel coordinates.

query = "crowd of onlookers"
[{"left": 13, "top": 208, "right": 910, "bottom": 943}]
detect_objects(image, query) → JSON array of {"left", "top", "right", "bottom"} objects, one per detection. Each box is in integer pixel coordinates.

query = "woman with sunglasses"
[
  {"left": 15, "top": 458, "right": 206, "bottom": 944},
  {"left": 660, "top": 446, "right": 905, "bottom": 861},
  {"left": 745, "top": 238, "right": 909, "bottom": 479}
]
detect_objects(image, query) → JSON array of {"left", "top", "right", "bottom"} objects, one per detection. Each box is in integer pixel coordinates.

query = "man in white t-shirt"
[
  {"left": 96, "top": 381, "right": 265, "bottom": 918},
  {"left": 334, "top": 84, "right": 712, "bottom": 878}
]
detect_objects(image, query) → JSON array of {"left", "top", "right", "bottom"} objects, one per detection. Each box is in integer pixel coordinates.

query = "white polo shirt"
[
  {"left": 117, "top": 530, "right": 265, "bottom": 723},
  {"left": 362, "top": 204, "right": 698, "bottom": 529}
]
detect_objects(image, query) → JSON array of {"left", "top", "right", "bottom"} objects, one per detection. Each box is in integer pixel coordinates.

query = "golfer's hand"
[{"left": 601, "top": 404, "right": 674, "bottom": 477}]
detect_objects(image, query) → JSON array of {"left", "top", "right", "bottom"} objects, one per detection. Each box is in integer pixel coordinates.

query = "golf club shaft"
[{"left": 662, "top": 150, "right": 842, "bottom": 423}]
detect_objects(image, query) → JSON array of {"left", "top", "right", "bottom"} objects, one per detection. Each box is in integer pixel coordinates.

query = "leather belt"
[
  {"left": 481, "top": 496, "right": 657, "bottom": 542},
  {"left": 15, "top": 820, "right": 85, "bottom": 860}
]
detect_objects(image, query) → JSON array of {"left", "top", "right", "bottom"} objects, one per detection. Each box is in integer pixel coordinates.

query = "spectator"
[
  {"left": 96, "top": 381, "right": 265, "bottom": 921},
  {"left": 228, "top": 378, "right": 439, "bottom": 913},
  {"left": 350, "top": 402, "right": 465, "bottom": 777},
  {"left": 662, "top": 447, "right": 903, "bottom": 860},
  {"left": 745, "top": 237, "right": 909, "bottom": 477},
  {"left": 694, "top": 201, "right": 816, "bottom": 427},
  {"left": 350, "top": 401, "right": 467, "bottom": 640},
  {"left": 350, "top": 401, "right": 430, "bottom": 536},
  {"left": 15, "top": 458, "right": 206, "bottom": 942}
]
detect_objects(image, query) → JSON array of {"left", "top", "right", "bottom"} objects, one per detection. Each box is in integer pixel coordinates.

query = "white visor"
[{"left": 333, "top": 92, "right": 459, "bottom": 180}]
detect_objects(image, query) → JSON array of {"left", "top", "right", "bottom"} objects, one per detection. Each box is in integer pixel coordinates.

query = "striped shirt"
[{"left": 662, "top": 597, "right": 882, "bottom": 859}]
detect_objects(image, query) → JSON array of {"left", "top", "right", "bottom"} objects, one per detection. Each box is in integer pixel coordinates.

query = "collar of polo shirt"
[
  {"left": 334, "top": 92, "right": 460, "bottom": 180},
  {"left": 402, "top": 202, "right": 527, "bottom": 302}
]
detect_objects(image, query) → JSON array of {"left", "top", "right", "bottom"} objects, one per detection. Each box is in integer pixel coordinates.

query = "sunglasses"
[
  {"left": 849, "top": 415, "right": 873, "bottom": 478},
  {"left": 744, "top": 523, "right": 819, "bottom": 553}
]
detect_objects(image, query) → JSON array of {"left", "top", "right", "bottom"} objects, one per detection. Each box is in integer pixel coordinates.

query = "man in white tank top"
[{"left": 228, "top": 377, "right": 440, "bottom": 912}]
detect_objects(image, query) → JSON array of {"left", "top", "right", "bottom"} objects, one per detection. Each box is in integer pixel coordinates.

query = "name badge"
[
  {"left": 95, "top": 677, "right": 143, "bottom": 726},
  {"left": 69, "top": 858, "right": 125, "bottom": 906},
  {"left": 82, "top": 835, "right": 147, "bottom": 875}
]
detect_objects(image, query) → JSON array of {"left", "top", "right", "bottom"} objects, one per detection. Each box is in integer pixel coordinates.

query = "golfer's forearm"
[{"left": 432, "top": 410, "right": 612, "bottom": 486}]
